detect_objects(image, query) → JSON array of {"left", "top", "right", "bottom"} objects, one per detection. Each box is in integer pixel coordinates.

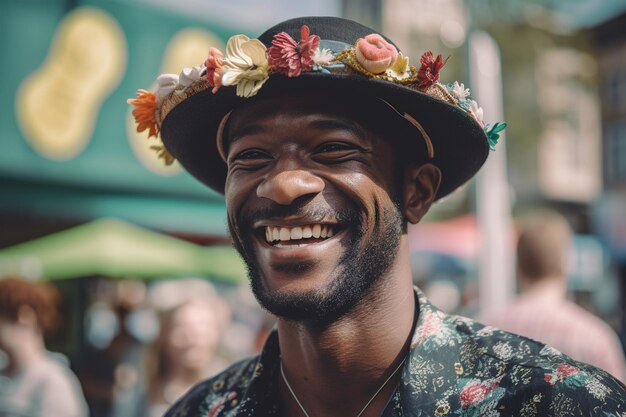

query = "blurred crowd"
[{"left": 0, "top": 276, "right": 273, "bottom": 417}]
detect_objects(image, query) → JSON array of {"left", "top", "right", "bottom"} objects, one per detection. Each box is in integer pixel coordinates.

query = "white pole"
[{"left": 469, "top": 31, "right": 515, "bottom": 314}]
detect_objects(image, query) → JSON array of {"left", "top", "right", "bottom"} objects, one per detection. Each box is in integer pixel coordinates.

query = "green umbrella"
[{"left": 0, "top": 218, "right": 246, "bottom": 282}]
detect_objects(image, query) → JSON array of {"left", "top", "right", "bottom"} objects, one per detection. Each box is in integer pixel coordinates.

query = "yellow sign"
[
  {"left": 127, "top": 28, "right": 225, "bottom": 176},
  {"left": 16, "top": 7, "right": 127, "bottom": 160}
]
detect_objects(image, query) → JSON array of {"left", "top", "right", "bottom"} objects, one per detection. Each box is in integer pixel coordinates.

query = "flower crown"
[{"left": 128, "top": 25, "right": 506, "bottom": 165}]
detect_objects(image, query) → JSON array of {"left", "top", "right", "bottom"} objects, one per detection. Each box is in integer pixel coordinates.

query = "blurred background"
[{"left": 1, "top": 0, "right": 626, "bottom": 415}]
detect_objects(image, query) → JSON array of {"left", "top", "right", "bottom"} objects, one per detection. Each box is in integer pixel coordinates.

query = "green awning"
[{"left": 0, "top": 218, "right": 246, "bottom": 282}]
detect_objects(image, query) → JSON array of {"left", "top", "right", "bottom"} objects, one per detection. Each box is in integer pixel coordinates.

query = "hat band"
[
  {"left": 216, "top": 110, "right": 232, "bottom": 162},
  {"left": 378, "top": 99, "right": 435, "bottom": 159}
]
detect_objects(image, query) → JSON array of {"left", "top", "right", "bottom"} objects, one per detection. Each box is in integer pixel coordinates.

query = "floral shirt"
[{"left": 165, "top": 288, "right": 626, "bottom": 417}]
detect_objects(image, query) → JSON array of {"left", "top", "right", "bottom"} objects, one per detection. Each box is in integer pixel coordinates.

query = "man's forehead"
[{"left": 224, "top": 93, "right": 377, "bottom": 145}]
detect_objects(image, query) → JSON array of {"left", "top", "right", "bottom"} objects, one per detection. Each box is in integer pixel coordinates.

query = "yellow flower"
[
  {"left": 221, "top": 34, "right": 269, "bottom": 98},
  {"left": 385, "top": 52, "right": 410, "bottom": 81}
]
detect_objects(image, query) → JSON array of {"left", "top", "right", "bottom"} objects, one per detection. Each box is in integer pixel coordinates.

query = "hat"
[{"left": 128, "top": 17, "right": 506, "bottom": 200}]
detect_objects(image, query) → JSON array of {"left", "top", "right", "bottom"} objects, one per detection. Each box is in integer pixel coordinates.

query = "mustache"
[{"left": 241, "top": 204, "right": 361, "bottom": 228}]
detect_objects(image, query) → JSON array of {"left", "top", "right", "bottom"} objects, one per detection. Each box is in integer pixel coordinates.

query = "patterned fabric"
[{"left": 164, "top": 288, "right": 626, "bottom": 417}]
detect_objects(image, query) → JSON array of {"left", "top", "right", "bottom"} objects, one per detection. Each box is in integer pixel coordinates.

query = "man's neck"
[{"left": 276, "top": 238, "right": 416, "bottom": 417}]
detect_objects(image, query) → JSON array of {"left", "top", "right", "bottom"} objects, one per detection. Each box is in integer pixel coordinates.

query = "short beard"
[{"left": 229, "top": 204, "right": 404, "bottom": 326}]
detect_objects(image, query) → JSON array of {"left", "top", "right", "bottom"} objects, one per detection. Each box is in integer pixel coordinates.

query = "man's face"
[{"left": 224, "top": 94, "right": 406, "bottom": 324}]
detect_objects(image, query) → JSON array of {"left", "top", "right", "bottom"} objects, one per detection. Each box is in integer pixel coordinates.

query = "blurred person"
[
  {"left": 140, "top": 294, "right": 230, "bottom": 417},
  {"left": 480, "top": 210, "right": 626, "bottom": 382},
  {"left": 78, "top": 280, "right": 147, "bottom": 417},
  {"left": 0, "top": 277, "right": 88, "bottom": 417},
  {"left": 128, "top": 17, "right": 625, "bottom": 417}
]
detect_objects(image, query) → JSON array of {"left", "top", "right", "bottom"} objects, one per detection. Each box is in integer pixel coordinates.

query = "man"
[
  {"left": 0, "top": 277, "right": 88, "bottom": 417},
  {"left": 129, "top": 17, "right": 625, "bottom": 417},
  {"left": 480, "top": 209, "right": 626, "bottom": 383}
]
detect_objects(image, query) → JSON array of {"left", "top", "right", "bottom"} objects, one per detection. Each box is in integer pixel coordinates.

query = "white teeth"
[
  {"left": 264, "top": 225, "right": 335, "bottom": 243},
  {"left": 290, "top": 227, "right": 303, "bottom": 239}
]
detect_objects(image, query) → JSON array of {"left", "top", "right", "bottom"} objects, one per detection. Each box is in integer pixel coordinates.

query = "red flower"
[
  {"left": 544, "top": 373, "right": 558, "bottom": 385},
  {"left": 417, "top": 51, "right": 449, "bottom": 90},
  {"left": 268, "top": 25, "right": 320, "bottom": 77},
  {"left": 556, "top": 364, "right": 580, "bottom": 380},
  {"left": 205, "top": 47, "right": 225, "bottom": 94},
  {"left": 544, "top": 364, "right": 580, "bottom": 386},
  {"left": 207, "top": 392, "right": 237, "bottom": 417}
]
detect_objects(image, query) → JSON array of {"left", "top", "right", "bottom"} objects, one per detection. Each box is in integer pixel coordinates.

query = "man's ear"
[{"left": 403, "top": 163, "right": 441, "bottom": 224}]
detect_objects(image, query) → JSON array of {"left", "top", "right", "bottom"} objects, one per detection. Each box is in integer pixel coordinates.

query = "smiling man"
[{"left": 129, "top": 17, "right": 625, "bottom": 417}]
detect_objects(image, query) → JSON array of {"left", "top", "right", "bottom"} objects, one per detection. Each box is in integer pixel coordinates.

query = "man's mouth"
[{"left": 263, "top": 224, "right": 336, "bottom": 247}]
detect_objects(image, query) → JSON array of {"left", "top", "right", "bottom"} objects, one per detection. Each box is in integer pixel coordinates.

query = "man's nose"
[{"left": 257, "top": 170, "right": 325, "bottom": 205}]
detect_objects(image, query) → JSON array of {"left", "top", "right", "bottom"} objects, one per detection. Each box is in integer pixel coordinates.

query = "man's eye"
[
  {"left": 315, "top": 143, "right": 353, "bottom": 153},
  {"left": 235, "top": 149, "right": 271, "bottom": 160}
]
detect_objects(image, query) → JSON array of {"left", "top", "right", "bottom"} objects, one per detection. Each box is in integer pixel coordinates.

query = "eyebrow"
[{"left": 228, "top": 125, "right": 267, "bottom": 144}]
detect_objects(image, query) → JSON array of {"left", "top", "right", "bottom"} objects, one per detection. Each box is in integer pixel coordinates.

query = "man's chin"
[{"left": 255, "top": 290, "right": 361, "bottom": 325}]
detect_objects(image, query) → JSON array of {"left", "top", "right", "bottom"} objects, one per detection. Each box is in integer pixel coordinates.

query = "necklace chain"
[{"left": 280, "top": 356, "right": 407, "bottom": 417}]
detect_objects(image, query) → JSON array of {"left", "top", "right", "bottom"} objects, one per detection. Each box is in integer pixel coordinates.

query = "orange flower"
[{"left": 127, "top": 89, "right": 159, "bottom": 138}]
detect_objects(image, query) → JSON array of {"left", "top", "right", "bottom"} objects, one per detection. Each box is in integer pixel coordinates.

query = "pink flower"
[
  {"left": 268, "top": 25, "right": 320, "bottom": 77},
  {"left": 417, "top": 51, "right": 449, "bottom": 90},
  {"left": 459, "top": 377, "right": 501, "bottom": 409},
  {"left": 355, "top": 34, "right": 398, "bottom": 74},
  {"left": 416, "top": 311, "right": 443, "bottom": 344},
  {"left": 205, "top": 47, "right": 225, "bottom": 93}
]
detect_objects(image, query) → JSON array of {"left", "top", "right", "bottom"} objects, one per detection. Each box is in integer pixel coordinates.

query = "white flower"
[
  {"left": 155, "top": 74, "right": 178, "bottom": 102},
  {"left": 178, "top": 66, "right": 203, "bottom": 88},
  {"left": 492, "top": 341, "right": 513, "bottom": 361},
  {"left": 468, "top": 99, "right": 484, "bottom": 126},
  {"left": 585, "top": 377, "right": 609, "bottom": 401},
  {"left": 539, "top": 345, "right": 562, "bottom": 357},
  {"left": 312, "top": 47, "right": 334, "bottom": 65},
  {"left": 221, "top": 34, "right": 269, "bottom": 98},
  {"left": 450, "top": 81, "right": 470, "bottom": 100}
]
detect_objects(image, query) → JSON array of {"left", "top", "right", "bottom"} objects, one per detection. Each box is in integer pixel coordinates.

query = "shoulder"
[
  {"left": 448, "top": 315, "right": 626, "bottom": 413},
  {"left": 36, "top": 353, "right": 83, "bottom": 391},
  {"left": 36, "top": 354, "right": 88, "bottom": 417},
  {"left": 164, "top": 355, "right": 260, "bottom": 417}
]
